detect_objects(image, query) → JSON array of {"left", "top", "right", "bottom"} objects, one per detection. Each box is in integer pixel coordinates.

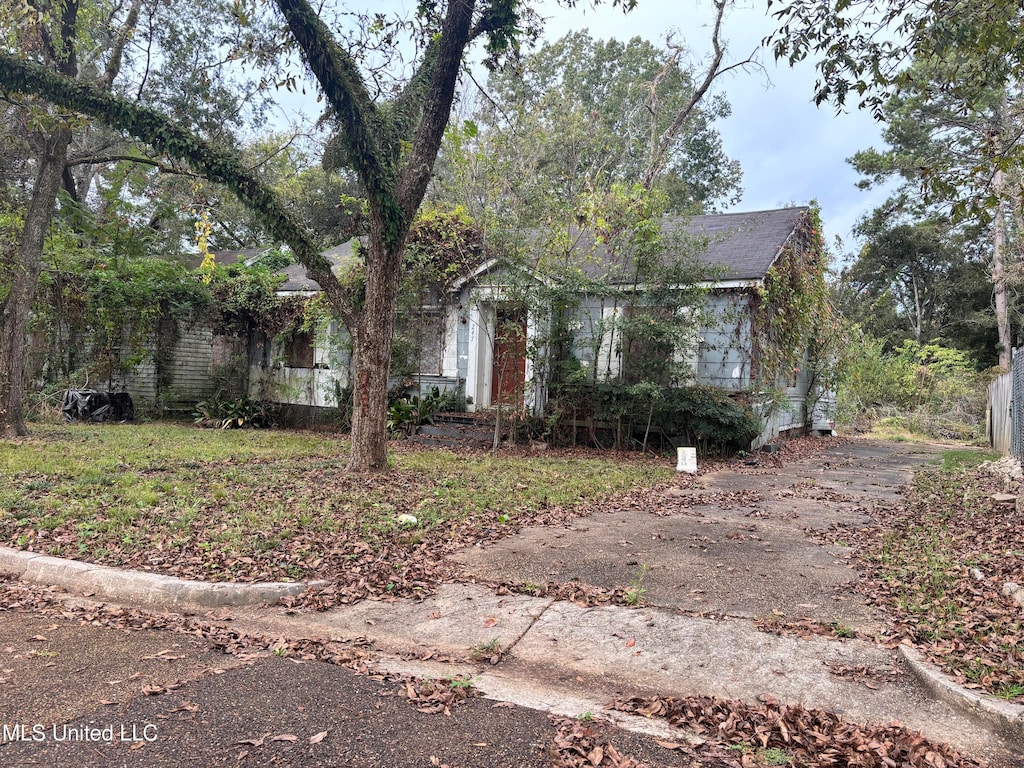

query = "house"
[
  {"left": 247, "top": 241, "right": 356, "bottom": 422},
  {"left": 252, "top": 206, "right": 834, "bottom": 445}
]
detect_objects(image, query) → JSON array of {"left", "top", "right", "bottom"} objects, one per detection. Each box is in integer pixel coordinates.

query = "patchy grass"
[
  {"left": 855, "top": 462, "right": 1024, "bottom": 701},
  {"left": 0, "top": 423, "right": 669, "bottom": 589},
  {"left": 937, "top": 448, "right": 1000, "bottom": 471}
]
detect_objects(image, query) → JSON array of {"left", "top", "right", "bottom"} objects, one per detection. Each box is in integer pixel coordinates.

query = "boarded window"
[
  {"left": 284, "top": 329, "right": 314, "bottom": 369},
  {"left": 419, "top": 312, "right": 445, "bottom": 375}
]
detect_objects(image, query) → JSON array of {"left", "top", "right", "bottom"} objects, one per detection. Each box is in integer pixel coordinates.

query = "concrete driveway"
[{"left": 452, "top": 440, "right": 946, "bottom": 631}]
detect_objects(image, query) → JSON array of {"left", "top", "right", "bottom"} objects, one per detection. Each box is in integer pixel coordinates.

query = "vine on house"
[{"left": 751, "top": 205, "right": 845, "bottom": 416}]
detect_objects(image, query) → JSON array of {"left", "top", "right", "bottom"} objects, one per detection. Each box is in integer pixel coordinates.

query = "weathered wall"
[
  {"left": 116, "top": 323, "right": 222, "bottom": 410},
  {"left": 249, "top": 320, "right": 351, "bottom": 409}
]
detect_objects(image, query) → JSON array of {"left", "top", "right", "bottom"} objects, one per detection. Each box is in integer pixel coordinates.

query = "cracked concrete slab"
[
  {"left": 233, "top": 583, "right": 553, "bottom": 658},
  {"left": 452, "top": 441, "right": 948, "bottom": 632}
]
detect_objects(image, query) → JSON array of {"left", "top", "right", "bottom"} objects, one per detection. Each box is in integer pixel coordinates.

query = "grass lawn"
[{"left": 0, "top": 422, "right": 670, "bottom": 589}]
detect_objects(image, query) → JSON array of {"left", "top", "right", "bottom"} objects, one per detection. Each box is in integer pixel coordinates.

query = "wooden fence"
[
  {"left": 989, "top": 371, "right": 1012, "bottom": 455},
  {"left": 988, "top": 346, "right": 1024, "bottom": 457}
]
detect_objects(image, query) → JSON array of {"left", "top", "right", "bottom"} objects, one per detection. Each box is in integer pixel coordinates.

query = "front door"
[{"left": 491, "top": 307, "right": 527, "bottom": 406}]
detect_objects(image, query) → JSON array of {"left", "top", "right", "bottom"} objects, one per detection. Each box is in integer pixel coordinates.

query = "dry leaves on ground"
[
  {"left": 549, "top": 717, "right": 647, "bottom": 768},
  {"left": 402, "top": 676, "right": 478, "bottom": 715},
  {"left": 0, "top": 577, "right": 378, "bottom": 673},
  {"left": 610, "top": 694, "right": 982, "bottom": 768},
  {"left": 825, "top": 466, "right": 1024, "bottom": 701}
]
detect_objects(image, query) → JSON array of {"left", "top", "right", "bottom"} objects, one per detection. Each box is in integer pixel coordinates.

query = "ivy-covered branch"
[
  {"left": 0, "top": 52, "right": 354, "bottom": 326},
  {"left": 397, "top": 0, "right": 475, "bottom": 218},
  {"left": 274, "top": 0, "right": 405, "bottom": 252}
]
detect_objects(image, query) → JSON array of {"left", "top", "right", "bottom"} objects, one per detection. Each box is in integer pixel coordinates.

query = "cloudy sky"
[
  {"left": 282, "top": 1, "right": 897, "bottom": 256},
  {"left": 532, "top": 0, "right": 895, "bottom": 256}
]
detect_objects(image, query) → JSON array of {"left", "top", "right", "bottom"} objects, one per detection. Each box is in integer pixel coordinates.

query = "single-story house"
[{"left": 252, "top": 206, "right": 835, "bottom": 445}]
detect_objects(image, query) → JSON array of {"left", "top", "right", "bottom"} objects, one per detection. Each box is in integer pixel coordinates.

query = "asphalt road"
[{"left": 0, "top": 609, "right": 703, "bottom": 768}]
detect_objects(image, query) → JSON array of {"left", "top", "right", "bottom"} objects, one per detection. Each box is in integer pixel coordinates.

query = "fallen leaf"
[
  {"left": 309, "top": 731, "right": 328, "bottom": 744},
  {"left": 237, "top": 734, "right": 268, "bottom": 747},
  {"left": 655, "top": 740, "right": 685, "bottom": 750},
  {"left": 271, "top": 733, "right": 298, "bottom": 742},
  {"left": 483, "top": 616, "right": 497, "bottom": 628},
  {"left": 625, "top": 637, "right": 635, "bottom": 648}
]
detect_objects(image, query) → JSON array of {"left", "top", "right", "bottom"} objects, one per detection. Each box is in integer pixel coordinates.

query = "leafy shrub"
[
  {"left": 435, "top": 385, "right": 468, "bottom": 413},
  {"left": 837, "top": 332, "right": 987, "bottom": 440},
  {"left": 548, "top": 383, "right": 760, "bottom": 456},
  {"left": 194, "top": 395, "right": 278, "bottom": 429},
  {"left": 386, "top": 387, "right": 445, "bottom": 436},
  {"left": 667, "top": 386, "right": 762, "bottom": 455}
]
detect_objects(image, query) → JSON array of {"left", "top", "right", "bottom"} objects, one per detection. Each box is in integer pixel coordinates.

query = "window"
[{"left": 284, "top": 328, "right": 314, "bottom": 369}]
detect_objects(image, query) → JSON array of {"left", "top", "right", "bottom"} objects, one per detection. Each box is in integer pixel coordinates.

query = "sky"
[{"left": 532, "top": 0, "right": 896, "bottom": 257}]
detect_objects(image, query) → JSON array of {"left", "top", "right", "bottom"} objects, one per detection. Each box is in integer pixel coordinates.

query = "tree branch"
[
  {"left": 97, "top": 0, "right": 143, "bottom": 89},
  {"left": 0, "top": 52, "right": 354, "bottom": 325},
  {"left": 273, "top": 0, "right": 404, "bottom": 250},
  {"left": 397, "top": 0, "right": 476, "bottom": 218},
  {"left": 640, "top": 0, "right": 759, "bottom": 189},
  {"left": 64, "top": 151, "right": 186, "bottom": 173}
]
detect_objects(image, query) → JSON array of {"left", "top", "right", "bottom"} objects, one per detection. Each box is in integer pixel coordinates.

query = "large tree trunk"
[
  {"left": 346, "top": 233, "right": 404, "bottom": 472},
  {"left": 0, "top": 126, "right": 72, "bottom": 437}
]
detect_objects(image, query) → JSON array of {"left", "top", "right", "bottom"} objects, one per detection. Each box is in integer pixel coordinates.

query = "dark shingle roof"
[
  {"left": 539, "top": 206, "right": 809, "bottom": 285},
  {"left": 278, "top": 240, "right": 360, "bottom": 292},
  {"left": 275, "top": 207, "right": 808, "bottom": 292},
  {"left": 676, "top": 207, "right": 808, "bottom": 281}
]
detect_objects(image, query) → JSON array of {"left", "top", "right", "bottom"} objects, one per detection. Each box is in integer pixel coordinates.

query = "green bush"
[
  {"left": 435, "top": 385, "right": 468, "bottom": 413},
  {"left": 837, "top": 332, "right": 987, "bottom": 440},
  {"left": 386, "top": 386, "right": 445, "bottom": 436},
  {"left": 194, "top": 395, "right": 278, "bottom": 429},
  {"left": 548, "top": 383, "right": 760, "bottom": 456}
]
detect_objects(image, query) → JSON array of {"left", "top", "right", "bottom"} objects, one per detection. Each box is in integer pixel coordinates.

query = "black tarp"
[{"left": 61, "top": 390, "right": 134, "bottom": 423}]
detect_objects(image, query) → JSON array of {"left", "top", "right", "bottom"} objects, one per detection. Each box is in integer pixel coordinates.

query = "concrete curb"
[
  {"left": 898, "top": 645, "right": 1024, "bottom": 747},
  {"left": 0, "top": 546, "right": 321, "bottom": 609}
]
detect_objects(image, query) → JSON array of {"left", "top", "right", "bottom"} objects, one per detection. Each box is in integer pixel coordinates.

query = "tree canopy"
[
  {"left": 0, "top": 0, "right": 642, "bottom": 468},
  {"left": 480, "top": 30, "right": 743, "bottom": 214}
]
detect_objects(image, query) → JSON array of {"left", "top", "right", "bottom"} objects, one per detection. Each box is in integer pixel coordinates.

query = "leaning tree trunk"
[
  {"left": 0, "top": 126, "right": 71, "bottom": 438},
  {"left": 346, "top": 237, "right": 404, "bottom": 472}
]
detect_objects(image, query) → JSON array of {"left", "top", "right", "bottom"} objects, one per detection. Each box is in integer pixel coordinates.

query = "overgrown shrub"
[
  {"left": 435, "top": 385, "right": 468, "bottom": 413},
  {"left": 837, "top": 332, "right": 987, "bottom": 440},
  {"left": 386, "top": 386, "right": 445, "bottom": 436},
  {"left": 547, "top": 383, "right": 760, "bottom": 456},
  {"left": 194, "top": 395, "right": 278, "bottom": 429}
]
